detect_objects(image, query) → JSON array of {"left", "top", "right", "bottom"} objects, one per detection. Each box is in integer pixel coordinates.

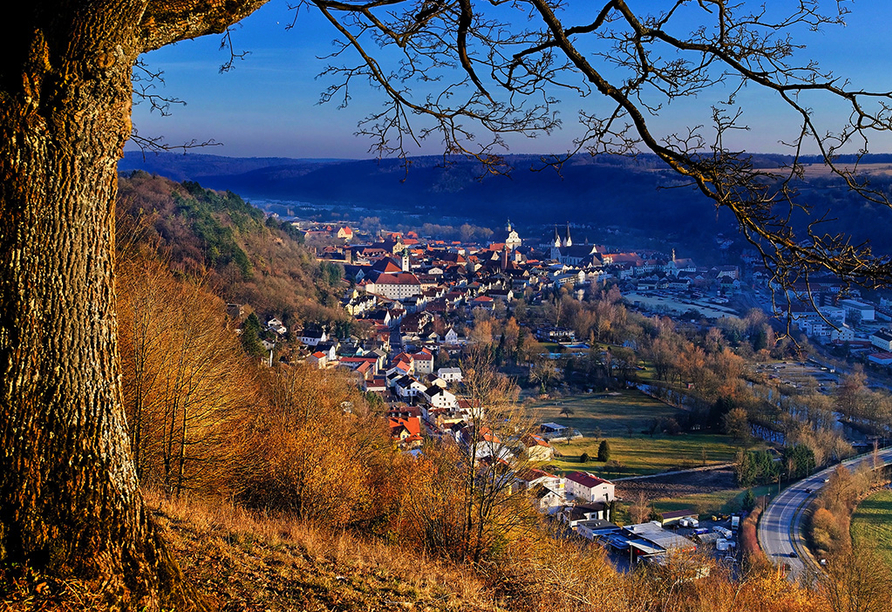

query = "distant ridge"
[{"left": 119, "top": 151, "right": 892, "bottom": 258}]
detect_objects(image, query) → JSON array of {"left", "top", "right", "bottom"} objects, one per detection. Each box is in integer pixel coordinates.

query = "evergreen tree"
[
  {"left": 742, "top": 488, "right": 757, "bottom": 512},
  {"left": 240, "top": 313, "right": 265, "bottom": 358},
  {"left": 597, "top": 440, "right": 611, "bottom": 462}
]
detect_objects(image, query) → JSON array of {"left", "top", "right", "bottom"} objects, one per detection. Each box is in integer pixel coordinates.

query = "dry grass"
[
  {"left": 144, "top": 489, "right": 493, "bottom": 612},
  {"left": 0, "top": 488, "right": 834, "bottom": 612}
]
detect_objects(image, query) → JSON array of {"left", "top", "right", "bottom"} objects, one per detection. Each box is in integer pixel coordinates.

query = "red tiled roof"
[{"left": 566, "top": 471, "right": 610, "bottom": 488}]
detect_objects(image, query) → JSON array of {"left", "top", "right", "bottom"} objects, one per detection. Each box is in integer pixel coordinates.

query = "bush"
[
  {"left": 597, "top": 440, "right": 611, "bottom": 462},
  {"left": 580, "top": 452, "right": 590, "bottom": 463}
]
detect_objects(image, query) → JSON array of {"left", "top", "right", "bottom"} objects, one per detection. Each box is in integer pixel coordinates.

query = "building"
[
  {"left": 565, "top": 471, "right": 615, "bottom": 504},
  {"left": 870, "top": 328, "right": 892, "bottom": 351}
]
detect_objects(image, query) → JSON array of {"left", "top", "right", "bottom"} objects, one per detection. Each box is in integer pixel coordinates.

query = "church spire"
[{"left": 564, "top": 222, "right": 572, "bottom": 247}]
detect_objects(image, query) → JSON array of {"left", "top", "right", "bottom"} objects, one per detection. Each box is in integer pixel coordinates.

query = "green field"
[
  {"left": 851, "top": 489, "right": 892, "bottom": 569},
  {"left": 543, "top": 433, "right": 744, "bottom": 478},
  {"left": 527, "top": 389, "right": 681, "bottom": 437}
]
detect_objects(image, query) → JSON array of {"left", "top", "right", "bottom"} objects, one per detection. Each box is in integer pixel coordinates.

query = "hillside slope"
[{"left": 117, "top": 171, "right": 347, "bottom": 326}]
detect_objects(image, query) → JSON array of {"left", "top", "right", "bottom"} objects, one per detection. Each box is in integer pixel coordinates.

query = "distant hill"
[{"left": 119, "top": 151, "right": 892, "bottom": 259}]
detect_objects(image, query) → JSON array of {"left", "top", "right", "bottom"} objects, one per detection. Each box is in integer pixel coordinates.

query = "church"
[
  {"left": 489, "top": 219, "right": 522, "bottom": 251},
  {"left": 549, "top": 223, "right": 601, "bottom": 266}
]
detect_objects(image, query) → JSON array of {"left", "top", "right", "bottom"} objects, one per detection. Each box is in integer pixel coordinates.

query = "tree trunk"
[{"left": 0, "top": 4, "right": 202, "bottom": 609}]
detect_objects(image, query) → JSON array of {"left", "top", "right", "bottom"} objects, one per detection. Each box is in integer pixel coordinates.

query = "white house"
[
  {"left": 266, "top": 317, "right": 287, "bottom": 336},
  {"left": 412, "top": 349, "right": 435, "bottom": 375},
  {"left": 437, "top": 367, "right": 463, "bottom": 383},
  {"left": 299, "top": 328, "right": 328, "bottom": 347},
  {"left": 565, "top": 471, "right": 615, "bottom": 504},
  {"left": 424, "top": 385, "right": 458, "bottom": 409},
  {"left": 394, "top": 376, "right": 427, "bottom": 399},
  {"left": 840, "top": 299, "right": 876, "bottom": 323}
]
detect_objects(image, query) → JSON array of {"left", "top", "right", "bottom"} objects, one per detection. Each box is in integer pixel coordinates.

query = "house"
[
  {"left": 831, "top": 325, "right": 855, "bottom": 343},
  {"left": 365, "top": 273, "right": 423, "bottom": 300},
  {"left": 394, "top": 376, "right": 427, "bottom": 399},
  {"left": 307, "top": 351, "right": 328, "bottom": 369},
  {"left": 424, "top": 385, "right": 458, "bottom": 409},
  {"left": 514, "top": 468, "right": 563, "bottom": 492},
  {"left": 565, "top": 471, "right": 615, "bottom": 504},
  {"left": 539, "top": 422, "right": 569, "bottom": 439},
  {"left": 870, "top": 328, "right": 892, "bottom": 351},
  {"left": 562, "top": 503, "right": 611, "bottom": 525},
  {"left": 437, "top": 367, "right": 463, "bottom": 383},
  {"left": 412, "top": 349, "right": 435, "bottom": 375},
  {"left": 314, "top": 342, "right": 338, "bottom": 362},
  {"left": 839, "top": 298, "right": 876, "bottom": 322},
  {"left": 530, "top": 484, "right": 567, "bottom": 514},
  {"left": 299, "top": 328, "right": 328, "bottom": 347},
  {"left": 266, "top": 318, "right": 287, "bottom": 336},
  {"left": 338, "top": 356, "right": 379, "bottom": 379},
  {"left": 443, "top": 327, "right": 462, "bottom": 345},
  {"left": 868, "top": 352, "right": 892, "bottom": 366},
  {"left": 520, "top": 433, "right": 555, "bottom": 462},
  {"left": 363, "top": 377, "right": 387, "bottom": 393},
  {"left": 389, "top": 416, "right": 423, "bottom": 449}
]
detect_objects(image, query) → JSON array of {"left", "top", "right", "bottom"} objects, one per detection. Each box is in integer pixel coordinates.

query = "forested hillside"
[{"left": 117, "top": 171, "right": 348, "bottom": 326}]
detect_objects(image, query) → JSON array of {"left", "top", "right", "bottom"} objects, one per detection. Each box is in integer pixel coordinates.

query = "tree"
[
  {"left": 629, "top": 491, "right": 652, "bottom": 525},
  {"left": 0, "top": 2, "right": 267, "bottom": 608},
  {"left": 4, "top": 0, "right": 892, "bottom": 606},
  {"left": 820, "top": 548, "right": 892, "bottom": 612},
  {"left": 118, "top": 259, "right": 257, "bottom": 497},
  {"left": 597, "top": 439, "right": 612, "bottom": 462},
  {"left": 741, "top": 489, "right": 757, "bottom": 513},
  {"left": 723, "top": 407, "right": 751, "bottom": 444},
  {"left": 446, "top": 348, "right": 537, "bottom": 563}
]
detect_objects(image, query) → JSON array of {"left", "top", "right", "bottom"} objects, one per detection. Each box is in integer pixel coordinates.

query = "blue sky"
[{"left": 129, "top": 0, "right": 892, "bottom": 159}]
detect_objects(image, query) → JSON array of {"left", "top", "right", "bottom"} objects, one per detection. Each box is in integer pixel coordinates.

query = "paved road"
[{"left": 758, "top": 447, "right": 892, "bottom": 580}]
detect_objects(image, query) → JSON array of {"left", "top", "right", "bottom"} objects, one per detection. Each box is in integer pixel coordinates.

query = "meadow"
[
  {"left": 851, "top": 489, "right": 892, "bottom": 569},
  {"left": 545, "top": 434, "right": 743, "bottom": 478},
  {"left": 527, "top": 389, "right": 682, "bottom": 437}
]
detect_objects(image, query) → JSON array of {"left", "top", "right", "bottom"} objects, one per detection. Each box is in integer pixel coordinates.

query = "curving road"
[{"left": 758, "top": 447, "right": 892, "bottom": 580}]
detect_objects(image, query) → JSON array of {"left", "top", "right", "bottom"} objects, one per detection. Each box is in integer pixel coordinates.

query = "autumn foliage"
[{"left": 102, "top": 176, "right": 892, "bottom": 612}]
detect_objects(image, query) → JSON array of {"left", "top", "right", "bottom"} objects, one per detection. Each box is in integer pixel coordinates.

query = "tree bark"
[{"left": 0, "top": 1, "right": 264, "bottom": 608}]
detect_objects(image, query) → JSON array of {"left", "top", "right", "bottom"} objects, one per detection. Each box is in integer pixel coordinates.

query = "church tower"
[
  {"left": 401, "top": 248, "right": 410, "bottom": 272},
  {"left": 564, "top": 222, "right": 573, "bottom": 248}
]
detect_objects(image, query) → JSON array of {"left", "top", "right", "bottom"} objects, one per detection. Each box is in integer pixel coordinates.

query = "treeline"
[
  {"left": 733, "top": 445, "right": 816, "bottom": 488},
  {"left": 808, "top": 456, "right": 891, "bottom": 560}
]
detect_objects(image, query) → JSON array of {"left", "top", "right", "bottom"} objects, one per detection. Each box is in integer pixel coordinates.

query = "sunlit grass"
[
  {"left": 526, "top": 389, "right": 681, "bottom": 437},
  {"left": 851, "top": 489, "right": 892, "bottom": 570},
  {"left": 543, "top": 434, "right": 748, "bottom": 477}
]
